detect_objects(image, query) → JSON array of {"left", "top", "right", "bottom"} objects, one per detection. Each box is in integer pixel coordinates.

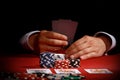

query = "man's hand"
[
  {"left": 65, "top": 35, "right": 106, "bottom": 60},
  {"left": 36, "top": 30, "right": 68, "bottom": 52}
]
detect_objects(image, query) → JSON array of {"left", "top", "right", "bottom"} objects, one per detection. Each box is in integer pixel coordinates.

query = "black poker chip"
[{"left": 69, "top": 58, "right": 80, "bottom": 68}]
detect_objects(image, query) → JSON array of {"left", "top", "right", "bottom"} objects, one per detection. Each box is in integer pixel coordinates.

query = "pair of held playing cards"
[{"left": 52, "top": 19, "right": 78, "bottom": 45}]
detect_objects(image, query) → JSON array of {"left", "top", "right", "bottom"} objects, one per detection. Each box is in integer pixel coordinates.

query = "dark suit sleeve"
[
  {"left": 96, "top": 15, "right": 120, "bottom": 55},
  {"left": 94, "top": 9, "right": 120, "bottom": 55},
  {"left": 104, "top": 26, "right": 120, "bottom": 55}
]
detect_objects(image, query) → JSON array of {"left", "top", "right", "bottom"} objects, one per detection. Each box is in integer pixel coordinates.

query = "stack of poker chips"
[
  {"left": 69, "top": 58, "right": 80, "bottom": 68},
  {"left": 47, "top": 73, "right": 85, "bottom": 80},
  {"left": 40, "top": 52, "right": 55, "bottom": 68},
  {"left": 54, "top": 59, "right": 70, "bottom": 69},
  {"left": 0, "top": 72, "right": 85, "bottom": 80},
  {"left": 40, "top": 52, "right": 80, "bottom": 69}
]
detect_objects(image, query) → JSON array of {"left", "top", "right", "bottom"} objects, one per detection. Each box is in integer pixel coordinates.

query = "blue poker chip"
[
  {"left": 39, "top": 52, "right": 66, "bottom": 68},
  {"left": 40, "top": 52, "right": 55, "bottom": 68}
]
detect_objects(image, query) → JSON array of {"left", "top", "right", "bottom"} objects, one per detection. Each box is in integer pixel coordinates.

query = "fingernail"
[
  {"left": 70, "top": 55, "right": 75, "bottom": 59},
  {"left": 80, "top": 56, "right": 85, "bottom": 60}
]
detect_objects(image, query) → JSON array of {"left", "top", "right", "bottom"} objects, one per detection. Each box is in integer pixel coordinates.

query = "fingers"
[
  {"left": 80, "top": 52, "right": 98, "bottom": 60},
  {"left": 65, "top": 35, "right": 106, "bottom": 60},
  {"left": 66, "top": 46, "right": 97, "bottom": 59},
  {"left": 38, "top": 30, "right": 68, "bottom": 53},
  {"left": 65, "top": 41, "right": 90, "bottom": 57},
  {"left": 39, "top": 44, "right": 63, "bottom": 52},
  {"left": 38, "top": 31, "right": 106, "bottom": 60},
  {"left": 39, "top": 30, "right": 68, "bottom": 46},
  {"left": 65, "top": 35, "right": 89, "bottom": 57},
  {"left": 39, "top": 37, "right": 68, "bottom": 46},
  {"left": 40, "top": 30, "right": 68, "bottom": 40},
  {"left": 69, "top": 47, "right": 95, "bottom": 59},
  {"left": 66, "top": 35, "right": 87, "bottom": 52},
  {"left": 68, "top": 49, "right": 102, "bottom": 60}
]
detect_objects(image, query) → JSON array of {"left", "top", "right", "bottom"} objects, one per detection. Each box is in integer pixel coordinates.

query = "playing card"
[
  {"left": 54, "top": 69, "right": 81, "bottom": 74},
  {"left": 52, "top": 19, "right": 78, "bottom": 44},
  {"left": 26, "top": 68, "right": 52, "bottom": 74},
  {"left": 84, "top": 69, "right": 113, "bottom": 74}
]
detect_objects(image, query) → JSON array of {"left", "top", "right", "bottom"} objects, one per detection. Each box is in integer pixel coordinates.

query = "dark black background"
[{"left": 0, "top": 0, "right": 119, "bottom": 54}]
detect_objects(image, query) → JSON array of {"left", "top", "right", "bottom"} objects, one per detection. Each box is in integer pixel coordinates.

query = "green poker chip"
[{"left": 62, "top": 75, "right": 86, "bottom": 80}]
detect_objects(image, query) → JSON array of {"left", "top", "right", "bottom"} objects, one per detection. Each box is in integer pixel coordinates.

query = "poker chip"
[
  {"left": 35, "top": 73, "right": 49, "bottom": 78},
  {"left": 47, "top": 73, "right": 69, "bottom": 80},
  {"left": 0, "top": 72, "right": 19, "bottom": 80},
  {"left": 54, "top": 73, "right": 70, "bottom": 77},
  {"left": 0, "top": 72, "right": 85, "bottom": 80},
  {"left": 69, "top": 58, "right": 80, "bottom": 68},
  {"left": 62, "top": 75, "right": 84, "bottom": 80},
  {"left": 54, "top": 59, "right": 70, "bottom": 69},
  {"left": 40, "top": 52, "right": 67, "bottom": 68},
  {"left": 39, "top": 52, "right": 81, "bottom": 69},
  {"left": 15, "top": 72, "right": 29, "bottom": 80},
  {"left": 40, "top": 52, "right": 55, "bottom": 68},
  {"left": 54, "top": 53, "right": 65, "bottom": 60}
]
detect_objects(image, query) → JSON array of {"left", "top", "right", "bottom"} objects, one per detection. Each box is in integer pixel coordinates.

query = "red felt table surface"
[{"left": 0, "top": 53, "right": 120, "bottom": 80}]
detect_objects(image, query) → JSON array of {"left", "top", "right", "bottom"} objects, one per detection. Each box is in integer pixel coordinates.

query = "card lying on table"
[
  {"left": 54, "top": 69, "right": 81, "bottom": 74},
  {"left": 26, "top": 68, "right": 52, "bottom": 74},
  {"left": 84, "top": 69, "right": 113, "bottom": 74}
]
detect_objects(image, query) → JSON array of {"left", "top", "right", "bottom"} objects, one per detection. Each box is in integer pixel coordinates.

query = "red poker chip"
[
  {"left": 35, "top": 77, "right": 48, "bottom": 80},
  {"left": 54, "top": 60, "right": 70, "bottom": 69},
  {"left": 15, "top": 72, "right": 28, "bottom": 79},
  {"left": 15, "top": 72, "right": 38, "bottom": 80}
]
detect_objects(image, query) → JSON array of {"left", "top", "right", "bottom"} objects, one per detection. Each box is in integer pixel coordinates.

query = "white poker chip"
[{"left": 54, "top": 53, "right": 65, "bottom": 60}]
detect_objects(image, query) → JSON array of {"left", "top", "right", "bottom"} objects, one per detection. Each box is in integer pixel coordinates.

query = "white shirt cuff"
[
  {"left": 20, "top": 30, "right": 40, "bottom": 50},
  {"left": 94, "top": 31, "right": 116, "bottom": 51}
]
